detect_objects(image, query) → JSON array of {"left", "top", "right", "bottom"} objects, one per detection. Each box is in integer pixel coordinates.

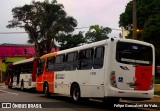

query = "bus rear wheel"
[
  {"left": 71, "top": 84, "right": 81, "bottom": 103},
  {"left": 44, "top": 83, "right": 50, "bottom": 97},
  {"left": 21, "top": 80, "right": 24, "bottom": 91},
  {"left": 8, "top": 79, "right": 12, "bottom": 89},
  {"left": 8, "top": 84, "right": 12, "bottom": 89}
]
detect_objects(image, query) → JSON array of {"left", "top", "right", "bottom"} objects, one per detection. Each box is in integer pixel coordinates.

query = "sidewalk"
[
  {"left": 0, "top": 82, "right": 4, "bottom": 86},
  {"left": 153, "top": 84, "right": 160, "bottom": 102}
]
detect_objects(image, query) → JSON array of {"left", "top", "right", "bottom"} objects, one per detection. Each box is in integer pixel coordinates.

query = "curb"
[{"left": 154, "top": 95, "right": 160, "bottom": 98}]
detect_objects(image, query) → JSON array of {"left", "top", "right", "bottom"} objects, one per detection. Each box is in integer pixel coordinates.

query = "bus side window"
[
  {"left": 93, "top": 46, "right": 104, "bottom": 69},
  {"left": 28, "top": 62, "right": 33, "bottom": 73},
  {"left": 46, "top": 57, "right": 55, "bottom": 72},
  {"left": 65, "top": 52, "right": 78, "bottom": 71},
  {"left": 23, "top": 63, "right": 27, "bottom": 73},
  {"left": 78, "top": 48, "right": 94, "bottom": 70},
  {"left": 54, "top": 55, "right": 65, "bottom": 71},
  {"left": 37, "top": 58, "right": 45, "bottom": 75},
  {"left": 26, "top": 63, "right": 29, "bottom": 73}
]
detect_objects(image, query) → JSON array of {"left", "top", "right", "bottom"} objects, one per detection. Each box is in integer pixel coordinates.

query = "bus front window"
[{"left": 37, "top": 58, "right": 45, "bottom": 75}]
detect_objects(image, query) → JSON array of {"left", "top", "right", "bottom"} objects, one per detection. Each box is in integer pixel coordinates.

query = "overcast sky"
[{"left": 0, "top": 0, "right": 131, "bottom": 44}]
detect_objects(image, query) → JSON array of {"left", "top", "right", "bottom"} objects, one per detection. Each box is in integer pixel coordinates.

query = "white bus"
[
  {"left": 37, "top": 38, "right": 155, "bottom": 104},
  {"left": 9, "top": 58, "right": 38, "bottom": 90}
]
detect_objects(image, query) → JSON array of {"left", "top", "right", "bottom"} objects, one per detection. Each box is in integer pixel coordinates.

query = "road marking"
[
  {"left": 0, "top": 90, "right": 18, "bottom": 96},
  {"left": 0, "top": 86, "right": 7, "bottom": 89}
]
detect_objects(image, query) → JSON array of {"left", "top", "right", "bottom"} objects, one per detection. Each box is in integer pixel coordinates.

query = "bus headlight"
[
  {"left": 110, "top": 71, "right": 117, "bottom": 88},
  {"left": 150, "top": 75, "right": 154, "bottom": 90}
]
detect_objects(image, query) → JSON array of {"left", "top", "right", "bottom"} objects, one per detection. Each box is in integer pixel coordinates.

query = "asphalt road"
[{"left": 0, "top": 84, "right": 159, "bottom": 111}]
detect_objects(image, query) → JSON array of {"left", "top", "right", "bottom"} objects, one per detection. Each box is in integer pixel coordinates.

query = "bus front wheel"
[
  {"left": 71, "top": 84, "right": 81, "bottom": 103},
  {"left": 44, "top": 83, "right": 50, "bottom": 97}
]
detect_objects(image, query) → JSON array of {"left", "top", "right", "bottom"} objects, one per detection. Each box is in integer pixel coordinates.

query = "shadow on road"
[
  {"left": 38, "top": 94, "right": 146, "bottom": 111},
  {"left": 7, "top": 88, "right": 148, "bottom": 110}
]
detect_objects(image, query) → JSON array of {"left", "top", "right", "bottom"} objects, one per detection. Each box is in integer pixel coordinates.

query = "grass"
[
  {"left": 154, "top": 78, "right": 160, "bottom": 84},
  {"left": 154, "top": 84, "right": 160, "bottom": 95},
  {"left": 154, "top": 91, "right": 160, "bottom": 95}
]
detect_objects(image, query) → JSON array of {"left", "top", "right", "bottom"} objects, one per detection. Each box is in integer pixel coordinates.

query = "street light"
[
  {"left": 136, "top": 29, "right": 142, "bottom": 33},
  {"left": 133, "top": 0, "right": 137, "bottom": 40}
]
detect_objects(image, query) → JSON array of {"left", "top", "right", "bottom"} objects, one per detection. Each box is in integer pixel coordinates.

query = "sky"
[{"left": 0, "top": 0, "right": 131, "bottom": 44}]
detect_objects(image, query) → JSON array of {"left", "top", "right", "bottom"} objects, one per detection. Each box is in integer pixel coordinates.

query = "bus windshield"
[{"left": 116, "top": 41, "right": 153, "bottom": 65}]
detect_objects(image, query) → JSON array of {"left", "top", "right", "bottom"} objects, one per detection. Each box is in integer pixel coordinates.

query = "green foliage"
[
  {"left": 7, "top": 0, "right": 77, "bottom": 56},
  {"left": 85, "top": 25, "right": 112, "bottom": 43},
  {"left": 57, "top": 24, "right": 112, "bottom": 50},
  {"left": 155, "top": 78, "right": 160, "bottom": 84},
  {"left": 119, "top": 0, "right": 160, "bottom": 64},
  {"left": 119, "top": 0, "right": 160, "bottom": 31},
  {"left": 57, "top": 32, "right": 86, "bottom": 50},
  {"left": 142, "top": 15, "right": 160, "bottom": 44},
  {"left": 142, "top": 15, "right": 160, "bottom": 62}
]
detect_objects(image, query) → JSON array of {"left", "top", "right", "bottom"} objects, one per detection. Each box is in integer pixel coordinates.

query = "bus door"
[
  {"left": 32, "top": 58, "right": 38, "bottom": 82},
  {"left": 115, "top": 42, "right": 153, "bottom": 91},
  {"left": 17, "top": 72, "right": 20, "bottom": 85},
  {"left": 36, "top": 58, "right": 45, "bottom": 91},
  {"left": 45, "top": 57, "right": 55, "bottom": 93},
  {"left": 14, "top": 65, "right": 20, "bottom": 85}
]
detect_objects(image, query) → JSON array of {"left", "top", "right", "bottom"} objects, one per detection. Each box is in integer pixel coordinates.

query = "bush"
[{"left": 154, "top": 79, "right": 160, "bottom": 84}]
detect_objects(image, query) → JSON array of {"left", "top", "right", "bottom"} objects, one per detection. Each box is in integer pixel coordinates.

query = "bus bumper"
[{"left": 107, "top": 87, "right": 154, "bottom": 99}]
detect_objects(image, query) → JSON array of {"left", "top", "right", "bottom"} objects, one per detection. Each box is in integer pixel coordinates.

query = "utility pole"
[{"left": 133, "top": 0, "right": 137, "bottom": 39}]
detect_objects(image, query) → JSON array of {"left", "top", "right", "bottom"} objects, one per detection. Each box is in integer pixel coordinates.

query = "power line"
[
  {"left": 0, "top": 27, "right": 122, "bottom": 35},
  {"left": 0, "top": 32, "right": 27, "bottom": 34},
  {"left": 75, "top": 26, "right": 122, "bottom": 31},
  {"left": 75, "top": 27, "right": 89, "bottom": 29},
  {"left": 111, "top": 28, "right": 122, "bottom": 31}
]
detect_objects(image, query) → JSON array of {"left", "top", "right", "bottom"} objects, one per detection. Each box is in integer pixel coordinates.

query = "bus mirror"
[{"left": 111, "top": 38, "right": 114, "bottom": 41}]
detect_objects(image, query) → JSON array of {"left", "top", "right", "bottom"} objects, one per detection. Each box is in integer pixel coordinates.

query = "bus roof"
[
  {"left": 39, "top": 38, "right": 154, "bottom": 58},
  {"left": 13, "top": 57, "right": 35, "bottom": 65},
  {"left": 40, "top": 52, "right": 57, "bottom": 59},
  {"left": 57, "top": 39, "right": 108, "bottom": 55},
  {"left": 118, "top": 38, "right": 153, "bottom": 47}
]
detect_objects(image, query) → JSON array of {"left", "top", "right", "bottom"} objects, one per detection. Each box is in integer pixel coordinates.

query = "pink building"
[
  {"left": 0, "top": 43, "right": 35, "bottom": 60},
  {"left": 0, "top": 43, "right": 58, "bottom": 82}
]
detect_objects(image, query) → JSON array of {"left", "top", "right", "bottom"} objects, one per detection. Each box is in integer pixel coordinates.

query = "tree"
[
  {"left": 85, "top": 25, "right": 112, "bottom": 43},
  {"left": 142, "top": 15, "right": 160, "bottom": 64},
  {"left": 119, "top": 0, "right": 160, "bottom": 39},
  {"left": 7, "top": 0, "right": 77, "bottom": 56},
  {"left": 57, "top": 31, "right": 86, "bottom": 50},
  {"left": 119, "top": 0, "right": 160, "bottom": 65}
]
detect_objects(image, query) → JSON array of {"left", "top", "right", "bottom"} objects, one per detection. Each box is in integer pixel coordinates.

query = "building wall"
[
  {"left": 0, "top": 43, "right": 58, "bottom": 82},
  {"left": 0, "top": 45, "right": 35, "bottom": 60},
  {"left": 0, "top": 57, "right": 26, "bottom": 82},
  {"left": 0, "top": 59, "right": 2, "bottom": 82}
]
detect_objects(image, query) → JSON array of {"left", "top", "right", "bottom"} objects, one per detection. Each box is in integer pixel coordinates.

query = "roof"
[
  {"left": 0, "top": 43, "right": 59, "bottom": 60},
  {"left": 0, "top": 43, "right": 34, "bottom": 46}
]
